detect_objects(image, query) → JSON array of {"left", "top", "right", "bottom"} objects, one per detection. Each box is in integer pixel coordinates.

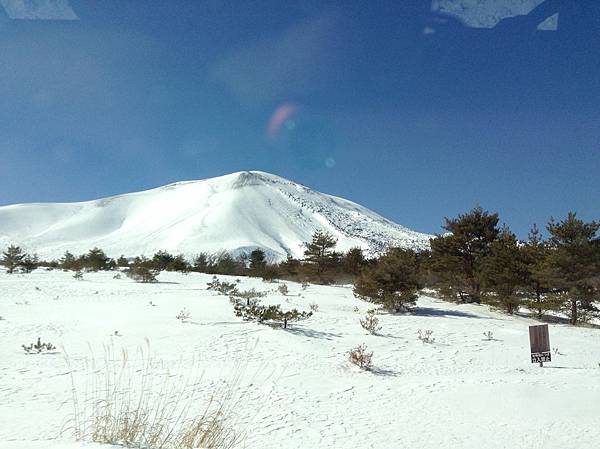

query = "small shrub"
[
  {"left": 73, "top": 271, "right": 83, "bottom": 280},
  {"left": 234, "top": 303, "right": 312, "bottom": 329},
  {"left": 22, "top": 337, "right": 56, "bottom": 354},
  {"left": 353, "top": 306, "right": 360, "bottom": 313},
  {"left": 113, "top": 273, "right": 122, "bottom": 280},
  {"left": 301, "top": 281, "right": 310, "bottom": 290},
  {"left": 207, "top": 278, "right": 237, "bottom": 295},
  {"left": 127, "top": 266, "right": 159, "bottom": 283},
  {"left": 176, "top": 308, "right": 191, "bottom": 323},
  {"left": 277, "top": 284, "right": 289, "bottom": 296},
  {"left": 360, "top": 310, "right": 381, "bottom": 335},
  {"left": 230, "top": 288, "right": 267, "bottom": 307},
  {"left": 348, "top": 344, "right": 372, "bottom": 370},
  {"left": 483, "top": 331, "right": 494, "bottom": 341},
  {"left": 309, "top": 303, "right": 319, "bottom": 312},
  {"left": 417, "top": 329, "right": 435, "bottom": 344}
]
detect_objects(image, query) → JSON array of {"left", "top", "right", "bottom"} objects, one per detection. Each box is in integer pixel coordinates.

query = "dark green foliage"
[
  {"left": 214, "top": 252, "right": 244, "bottom": 276},
  {"left": 21, "top": 254, "right": 39, "bottom": 273},
  {"left": 249, "top": 249, "right": 267, "bottom": 275},
  {"left": 521, "top": 225, "right": 559, "bottom": 318},
  {"left": 353, "top": 248, "right": 419, "bottom": 312},
  {"left": 83, "top": 247, "right": 112, "bottom": 271},
  {"left": 303, "top": 230, "right": 340, "bottom": 283},
  {"left": 167, "top": 254, "right": 190, "bottom": 273},
  {"left": 126, "top": 259, "right": 159, "bottom": 283},
  {"left": 234, "top": 302, "right": 312, "bottom": 328},
  {"left": 429, "top": 206, "right": 500, "bottom": 303},
  {"left": 2, "top": 245, "right": 26, "bottom": 274},
  {"left": 343, "top": 247, "right": 368, "bottom": 277},
  {"left": 116, "top": 255, "right": 130, "bottom": 267},
  {"left": 192, "top": 252, "right": 211, "bottom": 273},
  {"left": 23, "top": 337, "right": 56, "bottom": 353},
  {"left": 480, "top": 227, "right": 527, "bottom": 314},
  {"left": 60, "top": 251, "right": 79, "bottom": 271},
  {"left": 206, "top": 276, "right": 238, "bottom": 295},
  {"left": 544, "top": 212, "right": 600, "bottom": 325},
  {"left": 152, "top": 250, "right": 175, "bottom": 271}
]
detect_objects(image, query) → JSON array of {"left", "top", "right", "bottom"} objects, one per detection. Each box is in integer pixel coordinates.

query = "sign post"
[{"left": 529, "top": 324, "right": 551, "bottom": 367}]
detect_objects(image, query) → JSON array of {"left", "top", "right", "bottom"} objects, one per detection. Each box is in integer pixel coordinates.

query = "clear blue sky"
[{"left": 1, "top": 0, "right": 598, "bottom": 237}]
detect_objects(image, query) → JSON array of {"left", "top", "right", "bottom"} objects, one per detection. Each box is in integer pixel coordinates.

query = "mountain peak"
[{"left": 0, "top": 172, "right": 431, "bottom": 260}]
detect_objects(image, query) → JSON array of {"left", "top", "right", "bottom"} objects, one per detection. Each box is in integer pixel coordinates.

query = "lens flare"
[{"left": 267, "top": 103, "right": 299, "bottom": 142}]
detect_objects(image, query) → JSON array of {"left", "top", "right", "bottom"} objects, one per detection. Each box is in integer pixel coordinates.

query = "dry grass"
[{"left": 64, "top": 341, "right": 252, "bottom": 449}]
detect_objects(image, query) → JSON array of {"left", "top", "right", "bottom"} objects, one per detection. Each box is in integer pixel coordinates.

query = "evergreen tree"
[
  {"left": 166, "top": 254, "right": 189, "bottom": 272},
  {"left": 116, "top": 255, "right": 130, "bottom": 267},
  {"left": 1, "top": 245, "right": 26, "bottom": 274},
  {"left": 353, "top": 247, "right": 419, "bottom": 312},
  {"left": 60, "top": 251, "right": 79, "bottom": 271},
  {"left": 343, "top": 247, "right": 367, "bottom": 277},
  {"left": 215, "top": 252, "right": 242, "bottom": 275},
  {"left": 521, "top": 225, "right": 558, "bottom": 318},
  {"left": 192, "top": 253, "right": 211, "bottom": 273},
  {"left": 303, "top": 230, "right": 339, "bottom": 283},
  {"left": 249, "top": 249, "right": 267, "bottom": 275},
  {"left": 152, "top": 250, "right": 175, "bottom": 271},
  {"left": 545, "top": 212, "right": 600, "bottom": 325},
  {"left": 83, "top": 247, "right": 110, "bottom": 271},
  {"left": 480, "top": 227, "right": 526, "bottom": 314},
  {"left": 21, "top": 254, "right": 39, "bottom": 274},
  {"left": 429, "top": 206, "right": 500, "bottom": 302}
]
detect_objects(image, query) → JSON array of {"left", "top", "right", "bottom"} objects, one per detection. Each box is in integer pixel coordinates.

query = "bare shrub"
[
  {"left": 360, "top": 310, "right": 381, "bottom": 335},
  {"left": 73, "top": 271, "right": 83, "bottom": 280},
  {"left": 176, "top": 308, "right": 191, "bottom": 323},
  {"left": 417, "top": 329, "right": 435, "bottom": 344},
  {"left": 309, "top": 303, "right": 319, "bottom": 312},
  {"left": 348, "top": 344, "right": 373, "bottom": 370},
  {"left": 277, "top": 284, "right": 289, "bottom": 296},
  {"left": 483, "top": 331, "right": 494, "bottom": 340}
]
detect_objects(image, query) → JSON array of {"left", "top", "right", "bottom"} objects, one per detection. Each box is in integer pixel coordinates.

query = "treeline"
[
  {"left": 356, "top": 207, "right": 600, "bottom": 326},
  {"left": 2, "top": 207, "right": 599, "bottom": 325}
]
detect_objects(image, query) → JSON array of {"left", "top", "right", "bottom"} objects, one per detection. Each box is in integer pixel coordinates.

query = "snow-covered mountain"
[{"left": 0, "top": 171, "right": 431, "bottom": 260}]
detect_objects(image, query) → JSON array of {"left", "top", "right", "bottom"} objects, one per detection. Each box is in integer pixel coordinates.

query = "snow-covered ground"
[{"left": 1, "top": 269, "right": 599, "bottom": 449}]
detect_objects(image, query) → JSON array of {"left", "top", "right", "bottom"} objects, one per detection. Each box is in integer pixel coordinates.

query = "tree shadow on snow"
[
  {"left": 413, "top": 307, "right": 483, "bottom": 319},
  {"left": 283, "top": 326, "right": 341, "bottom": 340},
  {"left": 368, "top": 366, "right": 401, "bottom": 377}
]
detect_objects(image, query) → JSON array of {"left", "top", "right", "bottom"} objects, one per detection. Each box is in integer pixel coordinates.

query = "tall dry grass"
[{"left": 63, "top": 340, "right": 255, "bottom": 449}]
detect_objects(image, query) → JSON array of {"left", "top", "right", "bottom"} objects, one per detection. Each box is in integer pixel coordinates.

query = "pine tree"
[
  {"left": 152, "top": 250, "right": 175, "bottom": 271},
  {"left": 429, "top": 206, "right": 500, "bottom": 303},
  {"left": 343, "top": 247, "right": 367, "bottom": 277},
  {"left": 192, "top": 253, "right": 211, "bottom": 273},
  {"left": 303, "top": 230, "right": 339, "bottom": 283},
  {"left": 521, "top": 225, "right": 558, "bottom": 318},
  {"left": 545, "top": 212, "right": 600, "bottom": 325},
  {"left": 353, "top": 247, "right": 419, "bottom": 312},
  {"left": 480, "top": 227, "right": 526, "bottom": 314},
  {"left": 21, "top": 254, "right": 39, "bottom": 274},
  {"left": 249, "top": 249, "right": 267, "bottom": 275},
  {"left": 1, "top": 245, "right": 26, "bottom": 274},
  {"left": 60, "top": 251, "right": 79, "bottom": 271}
]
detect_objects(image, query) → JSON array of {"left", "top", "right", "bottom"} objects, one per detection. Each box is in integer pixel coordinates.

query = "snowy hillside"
[
  {"left": 1, "top": 269, "right": 599, "bottom": 449},
  {"left": 0, "top": 171, "right": 431, "bottom": 260}
]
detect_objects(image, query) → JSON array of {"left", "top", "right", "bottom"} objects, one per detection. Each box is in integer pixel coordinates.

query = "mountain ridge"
[{"left": 0, "top": 171, "right": 431, "bottom": 260}]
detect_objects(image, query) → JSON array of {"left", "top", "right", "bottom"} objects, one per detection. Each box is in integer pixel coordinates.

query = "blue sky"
[{"left": 0, "top": 0, "right": 598, "bottom": 236}]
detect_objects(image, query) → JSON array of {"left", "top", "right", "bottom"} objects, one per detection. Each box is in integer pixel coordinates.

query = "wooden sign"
[{"left": 529, "top": 324, "right": 551, "bottom": 366}]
